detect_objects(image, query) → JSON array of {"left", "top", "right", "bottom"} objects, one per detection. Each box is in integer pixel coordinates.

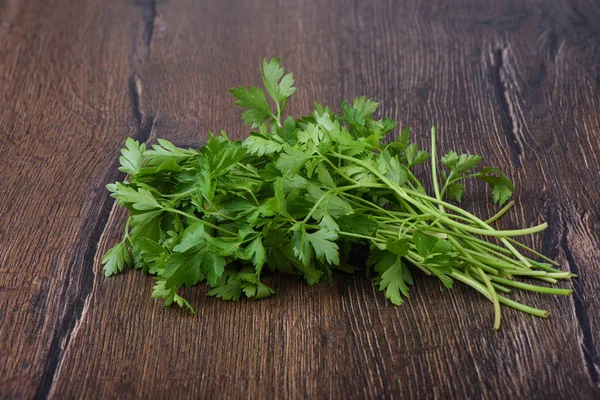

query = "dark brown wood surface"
[{"left": 1, "top": 0, "right": 599, "bottom": 398}]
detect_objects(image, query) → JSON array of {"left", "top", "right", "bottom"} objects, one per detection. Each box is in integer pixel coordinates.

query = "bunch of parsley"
[{"left": 103, "top": 58, "right": 572, "bottom": 329}]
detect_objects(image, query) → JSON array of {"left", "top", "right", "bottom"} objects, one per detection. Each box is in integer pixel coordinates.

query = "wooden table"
[{"left": 1, "top": 0, "right": 599, "bottom": 398}]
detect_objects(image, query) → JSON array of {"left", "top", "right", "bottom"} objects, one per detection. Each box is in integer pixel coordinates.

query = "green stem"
[
  {"left": 301, "top": 184, "right": 362, "bottom": 224},
  {"left": 404, "top": 252, "right": 433, "bottom": 275},
  {"left": 450, "top": 270, "right": 549, "bottom": 318},
  {"left": 236, "top": 162, "right": 261, "bottom": 178},
  {"left": 445, "top": 219, "right": 548, "bottom": 237},
  {"left": 476, "top": 265, "right": 502, "bottom": 330},
  {"left": 338, "top": 231, "right": 385, "bottom": 243},
  {"left": 430, "top": 126, "right": 444, "bottom": 214},
  {"left": 488, "top": 275, "right": 573, "bottom": 295},
  {"left": 124, "top": 216, "right": 132, "bottom": 242},
  {"left": 505, "top": 237, "right": 561, "bottom": 267},
  {"left": 341, "top": 192, "right": 400, "bottom": 220},
  {"left": 457, "top": 255, "right": 502, "bottom": 275},
  {"left": 318, "top": 154, "right": 358, "bottom": 184},
  {"left": 163, "top": 188, "right": 197, "bottom": 200},
  {"left": 163, "top": 208, "right": 237, "bottom": 236},
  {"left": 333, "top": 152, "right": 543, "bottom": 266},
  {"left": 440, "top": 172, "right": 480, "bottom": 196},
  {"left": 471, "top": 273, "right": 512, "bottom": 293},
  {"left": 485, "top": 201, "right": 515, "bottom": 225}
]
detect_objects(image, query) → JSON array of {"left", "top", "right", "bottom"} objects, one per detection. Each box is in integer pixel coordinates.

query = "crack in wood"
[
  {"left": 129, "top": 73, "right": 155, "bottom": 142},
  {"left": 135, "top": 0, "right": 156, "bottom": 53},
  {"left": 33, "top": 175, "right": 119, "bottom": 399},
  {"left": 490, "top": 47, "right": 523, "bottom": 165},
  {"left": 540, "top": 200, "right": 599, "bottom": 387},
  {"left": 479, "top": 10, "right": 531, "bottom": 31},
  {"left": 561, "top": 228, "right": 600, "bottom": 386},
  {"left": 144, "top": 0, "right": 156, "bottom": 49},
  {"left": 542, "top": 28, "right": 559, "bottom": 65},
  {"left": 36, "top": 72, "right": 157, "bottom": 399}
]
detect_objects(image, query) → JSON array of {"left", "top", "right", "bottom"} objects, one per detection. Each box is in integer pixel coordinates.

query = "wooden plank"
[
  {"left": 0, "top": 0, "right": 598, "bottom": 398},
  {"left": 48, "top": 0, "right": 600, "bottom": 398},
  {"left": 0, "top": 0, "right": 151, "bottom": 398},
  {"left": 498, "top": 0, "right": 600, "bottom": 387}
]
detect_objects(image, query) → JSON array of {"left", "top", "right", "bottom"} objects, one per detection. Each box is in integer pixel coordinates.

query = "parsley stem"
[
  {"left": 464, "top": 250, "right": 521, "bottom": 272},
  {"left": 230, "top": 172, "right": 263, "bottom": 181},
  {"left": 163, "top": 188, "right": 197, "bottom": 199},
  {"left": 455, "top": 255, "right": 502, "bottom": 275},
  {"left": 484, "top": 200, "right": 515, "bottom": 224},
  {"left": 504, "top": 237, "right": 561, "bottom": 267},
  {"left": 405, "top": 168, "right": 423, "bottom": 189},
  {"left": 450, "top": 270, "right": 549, "bottom": 318},
  {"left": 440, "top": 172, "right": 480, "bottom": 197},
  {"left": 404, "top": 252, "right": 433, "bottom": 275},
  {"left": 444, "top": 217, "right": 547, "bottom": 237},
  {"left": 236, "top": 163, "right": 261, "bottom": 177},
  {"left": 488, "top": 275, "right": 573, "bottom": 295},
  {"left": 318, "top": 154, "right": 358, "bottom": 184},
  {"left": 163, "top": 208, "right": 237, "bottom": 236},
  {"left": 430, "top": 126, "right": 445, "bottom": 214},
  {"left": 274, "top": 102, "right": 282, "bottom": 127},
  {"left": 123, "top": 216, "right": 132, "bottom": 242},
  {"left": 301, "top": 184, "right": 363, "bottom": 224},
  {"left": 338, "top": 231, "right": 385, "bottom": 243},
  {"left": 475, "top": 265, "right": 502, "bottom": 330},
  {"left": 340, "top": 192, "right": 403, "bottom": 220},
  {"left": 373, "top": 161, "right": 535, "bottom": 266},
  {"left": 332, "top": 151, "right": 546, "bottom": 241},
  {"left": 470, "top": 275, "right": 512, "bottom": 293}
]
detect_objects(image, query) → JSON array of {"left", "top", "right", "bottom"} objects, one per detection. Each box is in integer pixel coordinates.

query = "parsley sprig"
[{"left": 102, "top": 57, "right": 573, "bottom": 329}]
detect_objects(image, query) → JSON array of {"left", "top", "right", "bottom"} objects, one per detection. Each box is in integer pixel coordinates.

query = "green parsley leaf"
[
  {"left": 119, "top": 138, "right": 146, "bottom": 175},
  {"left": 144, "top": 139, "right": 196, "bottom": 165},
  {"left": 102, "top": 241, "right": 132, "bottom": 276},
  {"left": 306, "top": 229, "right": 339, "bottom": 265},
  {"left": 445, "top": 182, "right": 465, "bottom": 202},
  {"left": 229, "top": 86, "right": 273, "bottom": 127},
  {"left": 244, "top": 133, "right": 283, "bottom": 157},
  {"left": 111, "top": 183, "right": 161, "bottom": 211},
  {"left": 261, "top": 57, "right": 296, "bottom": 104},
  {"left": 246, "top": 237, "right": 266, "bottom": 274}
]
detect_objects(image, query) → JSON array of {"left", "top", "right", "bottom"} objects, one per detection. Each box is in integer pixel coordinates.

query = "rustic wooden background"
[{"left": 1, "top": 0, "right": 599, "bottom": 398}]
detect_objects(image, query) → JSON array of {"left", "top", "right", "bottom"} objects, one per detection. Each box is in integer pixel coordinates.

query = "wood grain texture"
[
  {"left": 1, "top": 0, "right": 599, "bottom": 398},
  {"left": 0, "top": 0, "right": 149, "bottom": 398}
]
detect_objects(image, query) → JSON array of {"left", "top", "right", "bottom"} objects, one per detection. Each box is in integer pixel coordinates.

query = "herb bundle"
[{"left": 103, "top": 58, "right": 572, "bottom": 329}]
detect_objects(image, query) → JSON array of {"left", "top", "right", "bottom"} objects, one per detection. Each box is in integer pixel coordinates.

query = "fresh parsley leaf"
[
  {"left": 173, "top": 221, "right": 208, "bottom": 252},
  {"left": 368, "top": 249, "right": 410, "bottom": 305},
  {"left": 477, "top": 171, "right": 514, "bottom": 206},
  {"left": 445, "top": 182, "right": 465, "bottom": 202},
  {"left": 246, "top": 237, "right": 266, "bottom": 274},
  {"left": 306, "top": 229, "right": 339, "bottom": 265},
  {"left": 144, "top": 139, "right": 196, "bottom": 165},
  {"left": 276, "top": 147, "right": 311, "bottom": 177},
  {"left": 102, "top": 241, "right": 132, "bottom": 276},
  {"left": 244, "top": 133, "right": 283, "bottom": 156},
  {"left": 119, "top": 138, "right": 146, "bottom": 175},
  {"left": 378, "top": 149, "right": 407, "bottom": 186},
  {"left": 229, "top": 86, "right": 273, "bottom": 127},
  {"left": 111, "top": 183, "right": 162, "bottom": 211},
  {"left": 261, "top": 57, "right": 296, "bottom": 104},
  {"left": 336, "top": 213, "right": 378, "bottom": 235}
]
